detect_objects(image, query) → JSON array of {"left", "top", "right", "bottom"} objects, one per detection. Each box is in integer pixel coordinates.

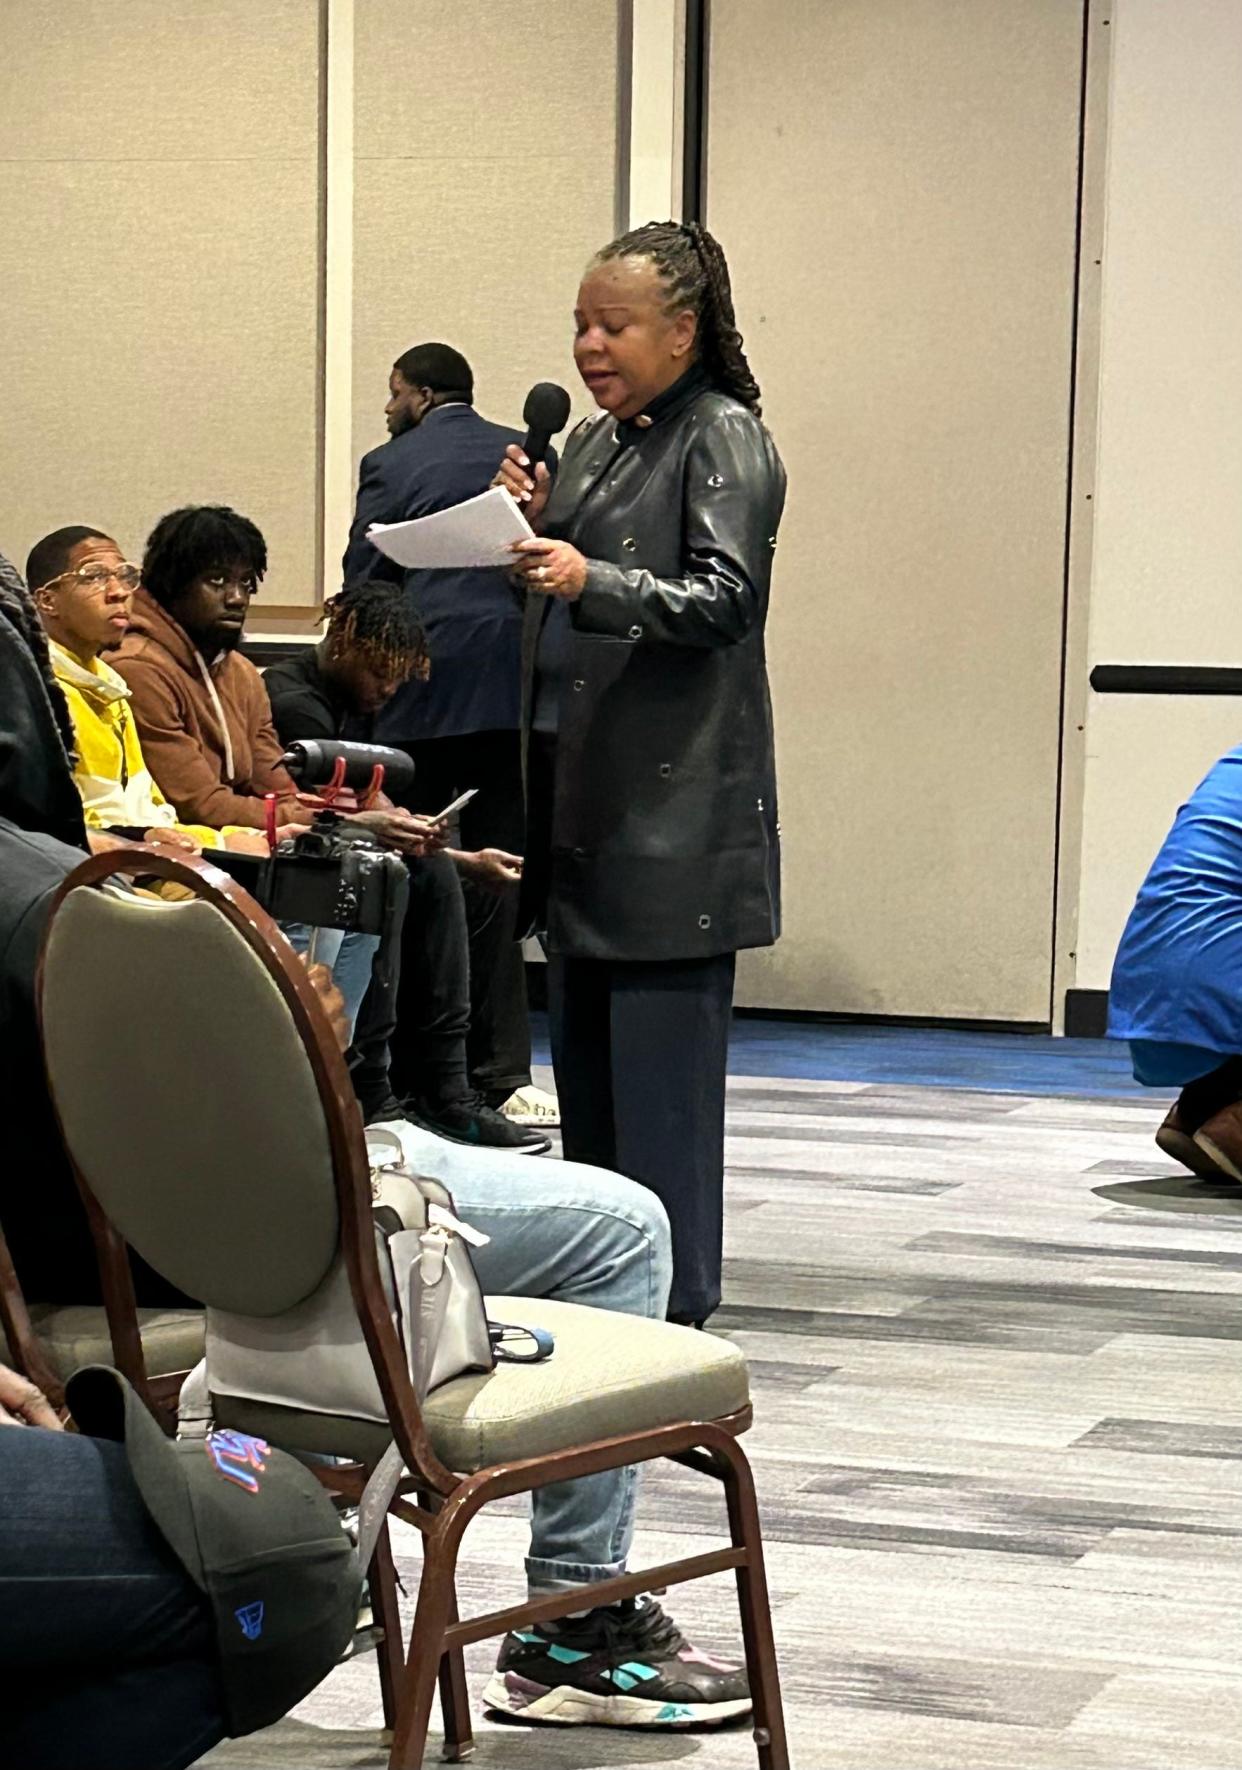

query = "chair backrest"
[
  {"left": 38, "top": 849, "right": 451, "bottom": 1488},
  {"left": 39, "top": 859, "right": 347, "bottom": 1316}
]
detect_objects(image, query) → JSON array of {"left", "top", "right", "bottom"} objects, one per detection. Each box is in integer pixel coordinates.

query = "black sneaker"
[
  {"left": 481, "top": 1597, "right": 751, "bottom": 1727},
  {"left": 405, "top": 1093, "right": 551, "bottom": 1155}
]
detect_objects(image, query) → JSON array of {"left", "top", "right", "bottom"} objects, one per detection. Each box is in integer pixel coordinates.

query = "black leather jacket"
[{"left": 521, "top": 372, "right": 787, "bottom": 960}]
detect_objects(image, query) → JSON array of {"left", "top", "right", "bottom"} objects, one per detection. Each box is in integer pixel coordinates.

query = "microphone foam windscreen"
[{"left": 523, "top": 382, "right": 572, "bottom": 435}]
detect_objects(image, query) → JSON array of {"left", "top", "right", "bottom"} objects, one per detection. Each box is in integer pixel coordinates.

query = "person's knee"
[{"left": 562, "top": 1166, "right": 674, "bottom": 1306}]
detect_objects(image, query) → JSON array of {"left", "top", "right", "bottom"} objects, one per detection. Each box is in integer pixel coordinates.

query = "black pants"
[
  {"left": 399, "top": 731, "right": 531, "bottom": 1098},
  {"left": 546, "top": 950, "right": 737, "bottom": 1324},
  {"left": 352, "top": 851, "right": 472, "bottom": 1117}
]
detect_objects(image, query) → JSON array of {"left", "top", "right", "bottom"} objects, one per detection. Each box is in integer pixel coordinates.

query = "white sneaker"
[{"left": 501, "top": 1084, "right": 561, "bottom": 1128}]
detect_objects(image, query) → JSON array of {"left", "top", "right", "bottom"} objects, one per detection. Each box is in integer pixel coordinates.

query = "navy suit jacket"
[{"left": 343, "top": 403, "right": 539, "bottom": 743}]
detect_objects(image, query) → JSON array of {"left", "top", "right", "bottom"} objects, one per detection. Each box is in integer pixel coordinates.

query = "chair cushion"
[
  {"left": 1, "top": 1306, "right": 204, "bottom": 1381},
  {"left": 211, "top": 1300, "right": 749, "bottom": 1473}
]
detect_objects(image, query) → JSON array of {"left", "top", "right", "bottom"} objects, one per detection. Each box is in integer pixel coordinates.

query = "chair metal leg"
[
  {"left": 436, "top": 1584, "right": 474, "bottom": 1762},
  {"left": 388, "top": 1523, "right": 461, "bottom": 1770},
  {"left": 715, "top": 1438, "right": 790, "bottom": 1770},
  {"left": 370, "top": 1519, "right": 405, "bottom": 1736}
]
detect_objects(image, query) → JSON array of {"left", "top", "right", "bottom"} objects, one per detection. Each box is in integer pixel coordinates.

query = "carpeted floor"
[{"left": 205, "top": 1027, "right": 1242, "bottom": 1770}]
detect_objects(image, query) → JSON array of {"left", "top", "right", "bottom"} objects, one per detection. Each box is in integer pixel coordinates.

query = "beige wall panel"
[
  {"left": 0, "top": 0, "right": 321, "bottom": 607},
  {"left": 708, "top": 0, "right": 1084, "bottom": 1020},
  {"left": 1071, "top": 0, "right": 1242, "bottom": 992},
  {"left": 1086, "top": 0, "right": 1242, "bottom": 666},
  {"left": 351, "top": 1, "right": 618, "bottom": 471}
]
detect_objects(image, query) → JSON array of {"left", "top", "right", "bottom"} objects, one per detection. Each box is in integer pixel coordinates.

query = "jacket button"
[
  {"left": 572, "top": 679, "right": 585, "bottom": 692},
  {"left": 707, "top": 473, "right": 725, "bottom": 488},
  {"left": 622, "top": 536, "right": 637, "bottom": 551},
  {"left": 572, "top": 846, "right": 586, "bottom": 860},
  {"left": 628, "top": 624, "right": 643, "bottom": 639},
  {"left": 698, "top": 914, "right": 712, "bottom": 929},
  {"left": 769, "top": 535, "right": 778, "bottom": 548},
  {"left": 659, "top": 762, "right": 672, "bottom": 778}
]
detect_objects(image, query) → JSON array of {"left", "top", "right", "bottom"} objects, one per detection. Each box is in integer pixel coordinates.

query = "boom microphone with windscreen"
[
  {"left": 522, "top": 382, "right": 572, "bottom": 473},
  {"left": 282, "top": 739, "right": 415, "bottom": 797}
]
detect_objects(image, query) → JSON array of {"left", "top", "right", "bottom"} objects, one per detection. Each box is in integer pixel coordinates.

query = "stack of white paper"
[{"left": 366, "top": 487, "right": 535, "bottom": 570}]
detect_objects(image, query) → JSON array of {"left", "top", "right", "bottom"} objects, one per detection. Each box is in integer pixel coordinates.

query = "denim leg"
[
  {"left": 0, "top": 1429, "right": 225, "bottom": 1770},
  {"left": 281, "top": 923, "right": 378, "bottom": 1039},
  {"left": 371, "top": 1120, "right": 672, "bottom": 1596}
]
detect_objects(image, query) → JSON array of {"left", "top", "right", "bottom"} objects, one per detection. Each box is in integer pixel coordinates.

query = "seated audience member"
[
  {"left": 1110, "top": 742, "right": 1242, "bottom": 1179},
  {"left": 27, "top": 518, "right": 380, "bottom": 1033},
  {"left": 26, "top": 525, "right": 274, "bottom": 858},
  {"left": 111, "top": 504, "right": 543, "bottom": 1150},
  {"left": 263, "top": 578, "right": 523, "bottom": 896},
  {"left": 264, "top": 580, "right": 544, "bottom": 1135},
  {"left": 111, "top": 506, "right": 414, "bottom": 843},
  {"left": 0, "top": 815, "right": 753, "bottom": 1730},
  {"left": 0, "top": 1362, "right": 358, "bottom": 1770}
]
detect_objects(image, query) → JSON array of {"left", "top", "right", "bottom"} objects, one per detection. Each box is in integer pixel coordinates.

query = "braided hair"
[
  {"left": 326, "top": 578, "right": 429, "bottom": 683},
  {"left": 593, "top": 220, "right": 762, "bottom": 415}
]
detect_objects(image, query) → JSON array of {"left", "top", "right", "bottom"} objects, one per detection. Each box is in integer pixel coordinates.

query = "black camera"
[{"left": 209, "top": 742, "right": 411, "bottom": 939}]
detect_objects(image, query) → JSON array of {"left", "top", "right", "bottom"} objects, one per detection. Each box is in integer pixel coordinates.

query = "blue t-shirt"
[{"left": 1109, "top": 744, "right": 1242, "bottom": 1055}]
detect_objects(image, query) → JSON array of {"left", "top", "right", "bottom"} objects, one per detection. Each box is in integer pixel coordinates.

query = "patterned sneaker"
[
  {"left": 500, "top": 1084, "right": 561, "bottom": 1128},
  {"left": 481, "top": 1597, "right": 751, "bottom": 1728}
]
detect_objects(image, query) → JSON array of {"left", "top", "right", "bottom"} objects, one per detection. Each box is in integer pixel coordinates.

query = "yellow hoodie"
[{"left": 48, "top": 641, "right": 224, "bottom": 848}]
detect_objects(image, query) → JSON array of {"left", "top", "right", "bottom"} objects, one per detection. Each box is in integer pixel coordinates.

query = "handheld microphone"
[{"left": 521, "top": 382, "right": 572, "bottom": 475}]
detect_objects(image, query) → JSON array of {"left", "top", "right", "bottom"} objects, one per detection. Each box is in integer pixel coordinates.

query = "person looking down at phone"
[
  {"left": 264, "top": 580, "right": 550, "bottom": 1152},
  {"left": 262, "top": 579, "right": 524, "bottom": 891}
]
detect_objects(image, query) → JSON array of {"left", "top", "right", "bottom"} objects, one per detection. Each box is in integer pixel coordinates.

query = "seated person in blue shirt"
[{"left": 1109, "top": 744, "right": 1242, "bottom": 1180}]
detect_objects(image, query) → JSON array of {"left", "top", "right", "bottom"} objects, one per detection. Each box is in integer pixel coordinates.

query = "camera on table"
[{"left": 210, "top": 740, "right": 414, "bottom": 939}]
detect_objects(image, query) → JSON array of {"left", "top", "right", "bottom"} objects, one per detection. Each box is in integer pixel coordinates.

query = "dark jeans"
[
  {"left": 546, "top": 950, "right": 737, "bottom": 1324},
  {"left": 350, "top": 850, "right": 473, "bottom": 1117},
  {"left": 0, "top": 1427, "right": 224, "bottom": 1770},
  {"left": 399, "top": 731, "right": 532, "bottom": 1098}
]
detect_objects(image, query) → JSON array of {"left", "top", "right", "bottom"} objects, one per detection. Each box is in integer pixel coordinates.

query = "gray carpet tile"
[{"left": 204, "top": 1066, "right": 1242, "bottom": 1770}]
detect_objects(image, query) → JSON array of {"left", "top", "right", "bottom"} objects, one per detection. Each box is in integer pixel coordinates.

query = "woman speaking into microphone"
[{"left": 497, "top": 221, "right": 786, "bottom": 1326}]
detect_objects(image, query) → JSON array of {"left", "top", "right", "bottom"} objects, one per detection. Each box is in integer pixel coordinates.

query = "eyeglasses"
[{"left": 39, "top": 562, "right": 141, "bottom": 593}]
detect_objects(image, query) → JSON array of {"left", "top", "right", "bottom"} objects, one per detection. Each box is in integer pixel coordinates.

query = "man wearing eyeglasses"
[{"left": 26, "top": 527, "right": 275, "bottom": 859}]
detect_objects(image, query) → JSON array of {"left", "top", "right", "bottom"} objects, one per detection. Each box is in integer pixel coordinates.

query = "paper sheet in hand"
[{"left": 366, "top": 487, "right": 534, "bottom": 570}]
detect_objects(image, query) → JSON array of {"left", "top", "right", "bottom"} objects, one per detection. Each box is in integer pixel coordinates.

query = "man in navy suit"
[{"left": 343, "top": 343, "right": 557, "bottom": 1128}]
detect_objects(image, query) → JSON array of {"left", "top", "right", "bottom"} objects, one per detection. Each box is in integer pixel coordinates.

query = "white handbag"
[{"left": 203, "top": 1128, "right": 496, "bottom": 1423}]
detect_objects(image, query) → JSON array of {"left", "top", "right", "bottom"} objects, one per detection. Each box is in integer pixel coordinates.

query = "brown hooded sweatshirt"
[{"left": 111, "top": 588, "right": 312, "bottom": 830}]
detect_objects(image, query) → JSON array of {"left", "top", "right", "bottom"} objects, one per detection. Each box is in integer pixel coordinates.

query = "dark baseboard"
[
  {"left": 526, "top": 964, "right": 1056, "bottom": 1035},
  {"left": 528, "top": 963, "right": 1111, "bottom": 1040},
  {"left": 1064, "top": 988, "right": 1109, "bottom": 1038}
]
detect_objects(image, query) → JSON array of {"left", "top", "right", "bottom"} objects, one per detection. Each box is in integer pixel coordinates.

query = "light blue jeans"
[
  {"left": 282, "top": 925, "right": 380, "bottom": 1039},
  {"left": 374, "top": 1119, "right": 673, "bottom": 1598}
]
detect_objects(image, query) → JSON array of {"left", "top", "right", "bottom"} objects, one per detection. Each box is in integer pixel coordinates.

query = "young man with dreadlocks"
[{"left": 263, "top": 577, "right": 550, "bottom": 1152}]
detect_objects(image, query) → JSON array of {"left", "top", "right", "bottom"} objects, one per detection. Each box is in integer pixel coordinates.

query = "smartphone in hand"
[{"left": 432, "top": 788, "right": 479, "bottom": 824}]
